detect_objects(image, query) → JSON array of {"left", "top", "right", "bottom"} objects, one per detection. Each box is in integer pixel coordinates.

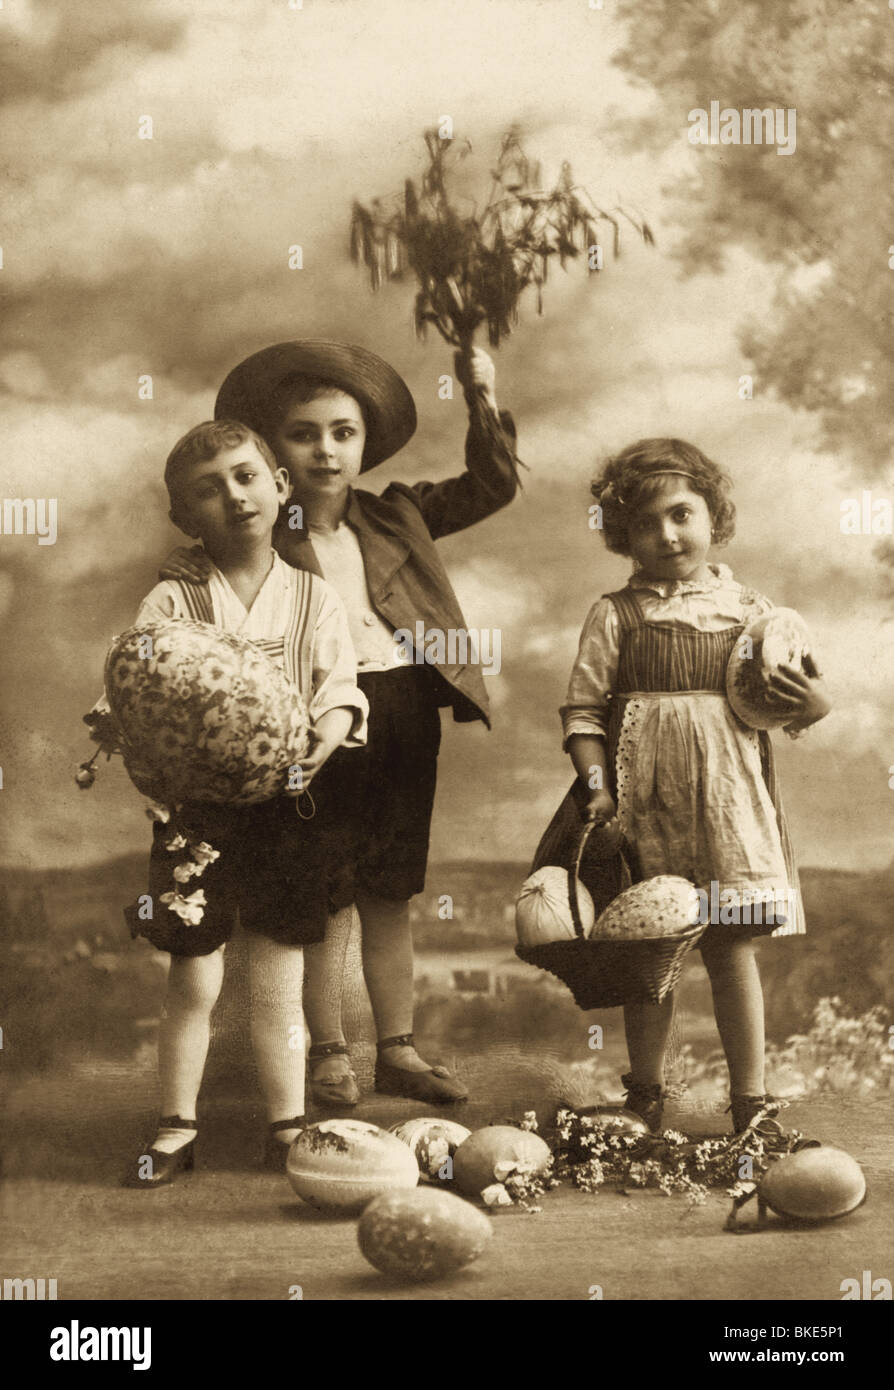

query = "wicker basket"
[{"left": 515, "top": 820, "right": 704, "bottom": 1009}]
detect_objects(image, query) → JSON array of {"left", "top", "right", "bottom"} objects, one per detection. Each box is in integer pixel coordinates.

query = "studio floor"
[{"left": 3, "top": 1053, "right": 891, "bottom": 1302}]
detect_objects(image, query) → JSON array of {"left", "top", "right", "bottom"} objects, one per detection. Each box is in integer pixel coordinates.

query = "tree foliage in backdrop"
[{"left": 612, "top": 0, "right": 893, "bottom": 503}]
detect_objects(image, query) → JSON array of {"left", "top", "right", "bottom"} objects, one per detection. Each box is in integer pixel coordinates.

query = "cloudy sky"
[{"left": 2, "top": 0, "right": 891, "bottom": 874}]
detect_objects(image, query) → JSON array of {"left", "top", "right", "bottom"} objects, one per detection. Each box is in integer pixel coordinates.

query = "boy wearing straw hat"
[{"left": 162, "top": 340, "right": 518, "bottom": 1105}]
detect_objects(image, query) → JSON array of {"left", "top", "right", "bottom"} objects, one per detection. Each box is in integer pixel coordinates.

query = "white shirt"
[
  {"left": 124, "top": 551, "right": 368, "bottom": 744},
  {"left": 307, "top": 521, "right": 404, "bottom": 671}
]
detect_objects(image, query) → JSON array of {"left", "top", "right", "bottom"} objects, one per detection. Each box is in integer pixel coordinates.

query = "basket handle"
[{"left": 567, "top": 819, "right": 633, "bottom": 939}]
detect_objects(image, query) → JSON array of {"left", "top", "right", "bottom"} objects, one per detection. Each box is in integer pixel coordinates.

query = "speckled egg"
[
  {"left": 358, "top": 1188, "right": 492, "bottom": 1281},
  {"left": 589, "top": 875, "right": 702, "bottom": 939}
]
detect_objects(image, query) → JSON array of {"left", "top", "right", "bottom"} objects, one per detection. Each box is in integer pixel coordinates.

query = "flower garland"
[
  {"left": 78, "top": 729, "right": 221, "bottom": 927},
  {"left": 488, "top": 1103, "right": 808, "bottom": 1218}
]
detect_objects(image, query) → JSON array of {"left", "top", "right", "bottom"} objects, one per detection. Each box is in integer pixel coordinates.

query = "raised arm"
[{"left": 402, "top": 347, "right": 520, "bottom": 541}]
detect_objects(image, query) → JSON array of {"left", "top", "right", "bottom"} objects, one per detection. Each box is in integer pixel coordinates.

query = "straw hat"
[{"left": 214, "top": 341, "right": 417, "bottom": 471}]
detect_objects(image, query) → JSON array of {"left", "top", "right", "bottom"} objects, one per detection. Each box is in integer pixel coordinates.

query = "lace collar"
[{"left": 628, "top": 561, "right": 735, "bottom": 599}]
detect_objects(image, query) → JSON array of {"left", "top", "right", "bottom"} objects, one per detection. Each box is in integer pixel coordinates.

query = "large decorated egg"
[
  {"left": 590, "top": 875, "right": 702, "bottom": 940},
  {"left": 104, "top": 619, "right": 310, "bottom": 805},
  {"left": 515, "top": 866, "right": 595, "bottom": 946},
  {"left": 389, "top": 1118, "right": 472, "bottom": 1179},
  {"left": 286, "top": 1120, "right": 419, "bottom": 1214},
  {"left": 452, "top": 1126, "right": 551, "bottom": 1199},
  {"left": 759, "top": 1146, "right": 866, "bottom": 1223},
  {"left": 358, "top": 1188, "right": 492, "bottom": 1282},
  {"left": 726, "top": 608, "right": 813, "bottom": 731}
]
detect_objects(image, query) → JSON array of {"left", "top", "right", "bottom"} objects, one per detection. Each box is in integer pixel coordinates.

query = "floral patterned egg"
[{"left": 104, "top": 619, "right": 310, "bottom": 805}]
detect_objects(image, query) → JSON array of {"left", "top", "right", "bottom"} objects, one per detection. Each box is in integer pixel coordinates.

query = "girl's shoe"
[
  {"left": 729, "top": 1092, "right": 800, "bottom": 1150},
  {"left": 374, "top": 1033, "right": 468, "bottom": 1104},
  {"left": 308, "top": 1041, "right": 360, "bottom": 1108},
  {"left": 620, "top": 1072, "right": 665, "bottom": 1132},
  {"left": 730, "top": 1092, "right": 780, "bottom": 1134},
  {"left": 122, "top": 1115, "right": 197, "bottom": 1189},
  {"left": 262, "top": 1117, "right": 305, "bottom": 1171},
  {"left": 731, "top": 1094, "right": 822, "bottom": 1153}
]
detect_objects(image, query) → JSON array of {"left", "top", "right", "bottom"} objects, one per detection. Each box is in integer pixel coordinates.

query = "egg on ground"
[
  {"left": 358, "top": 1188, "right": 492, "bottom": 1281},
  {"left": 389, "top": 1118, "right": 472, "bottom": 1178},
  {"left": 286, "top": 1119, "right": 419, "bottom": 1214},
  {"left": 452, "top": 1126, "right": 551, "bottom": 1199}
]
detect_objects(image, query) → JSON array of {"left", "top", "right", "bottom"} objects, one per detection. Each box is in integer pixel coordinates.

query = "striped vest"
[
  {"left": 607, "top": 586, "right": 741, "bottom": 694},
  {"left": 171, "top": 570, "right": 318, "bottom": 700}
]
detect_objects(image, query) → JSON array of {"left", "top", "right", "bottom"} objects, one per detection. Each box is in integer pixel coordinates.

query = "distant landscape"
[{"left": 2, "top": 854, "right": 892, "bottom": 1076}]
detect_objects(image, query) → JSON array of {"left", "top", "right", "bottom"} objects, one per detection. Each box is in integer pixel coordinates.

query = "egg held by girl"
[{"left": 726, "top": 607, "right": 815, "bottom": 731}]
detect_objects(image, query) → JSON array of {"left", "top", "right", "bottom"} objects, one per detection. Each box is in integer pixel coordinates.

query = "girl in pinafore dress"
[{"left": 561, "top": 438, "right": 830, "bottom": 1136}]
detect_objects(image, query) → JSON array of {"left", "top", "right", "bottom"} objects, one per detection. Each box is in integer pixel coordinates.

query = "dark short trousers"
[
  {"left": 126, "top": 664, "right": 443, "bottom": 956},
  {"left": 294, "top": 663, "right": 442, "bottom": 909},
  {"left": 125, "top": 795, "right": 330, "bottom": 956}
]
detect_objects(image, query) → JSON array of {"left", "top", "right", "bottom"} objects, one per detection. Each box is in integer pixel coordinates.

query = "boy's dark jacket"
[{"left": 273, "top": 405, "right": 518, "bottom": 729}]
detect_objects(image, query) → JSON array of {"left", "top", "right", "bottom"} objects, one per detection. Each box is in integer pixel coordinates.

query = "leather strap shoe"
[
  {"left": 374, "top": 1033, "right": 468, "bottom": 1104},
  {"left": 122, "top": 1115, "right": 197, "bottom": 1189},
  {"left": 262, "top": 1116, "right": 305, "bottom": 1171},
  {"left": 308, "top": 1041, "right": 360, "bottom": 1107}
]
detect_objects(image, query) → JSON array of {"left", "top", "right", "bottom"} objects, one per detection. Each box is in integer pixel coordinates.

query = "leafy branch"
[{"left": 350, "top": 125, "right": 654, "bottom": 360}]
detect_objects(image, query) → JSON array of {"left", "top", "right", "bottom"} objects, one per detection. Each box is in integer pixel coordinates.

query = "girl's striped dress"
[{"left": 561, "top": 564, "right": 805, "bottom": 937}]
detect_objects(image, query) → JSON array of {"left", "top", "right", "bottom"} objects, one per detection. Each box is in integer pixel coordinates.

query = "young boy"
[
  {"left": 162, "top": 341, "right": 518, "bottom": 1107},
  {"left": 90, "top": 419, "right": 367, "bottom": 1184}
]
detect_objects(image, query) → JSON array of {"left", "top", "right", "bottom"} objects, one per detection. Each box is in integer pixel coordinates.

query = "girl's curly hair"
[{"left": 590, "top": 438, "right": 736, "bottom": 556}]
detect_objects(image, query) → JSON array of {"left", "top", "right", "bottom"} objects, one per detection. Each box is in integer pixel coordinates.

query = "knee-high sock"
[
  {"left": 156, "top": 949, "right": 225, "bottom": 1149},
  {"left": 302, "top": 906, "right": 354, "bottom": 1046},
  {"left": 700, "top": 936, "right": 765, "bottom": 1095},
  {"left": 248, "top": 934, "right": 306, "bottom": 1127}
]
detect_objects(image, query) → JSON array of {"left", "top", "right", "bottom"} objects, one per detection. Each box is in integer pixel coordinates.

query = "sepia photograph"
[{"left": 1, "top": 0, "right": 892, "bottom": 1350}]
